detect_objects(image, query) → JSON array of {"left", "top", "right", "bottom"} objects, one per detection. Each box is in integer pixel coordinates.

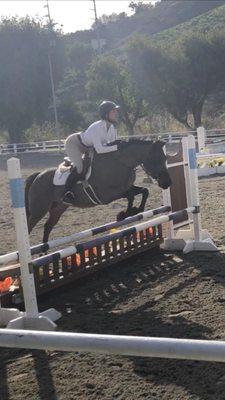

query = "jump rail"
[
  {"left": 0, "top": 205, "right": 170, "bottom": 265},
  {"left": 32, "top": 208, "right": 192, "bottom": 268}
]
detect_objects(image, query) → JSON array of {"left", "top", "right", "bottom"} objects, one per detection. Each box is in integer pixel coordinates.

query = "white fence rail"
[
  {"left": 0, "top": 139, "right": 65, "bottom": 154},
  {"left": 1, "top": 127, "right": 225, "bottom": 155},
  {"left": 0, "top": 131, "right": 195, "bottom": 155}
]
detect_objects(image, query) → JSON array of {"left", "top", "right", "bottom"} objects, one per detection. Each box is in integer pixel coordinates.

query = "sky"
[{"left": 0, "top": 1, "right": 153, "bottom": 33}]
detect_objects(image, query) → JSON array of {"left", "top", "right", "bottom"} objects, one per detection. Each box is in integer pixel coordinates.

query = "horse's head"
[{"left": 142, "top": 140, "right": 172, "bottom": 189}]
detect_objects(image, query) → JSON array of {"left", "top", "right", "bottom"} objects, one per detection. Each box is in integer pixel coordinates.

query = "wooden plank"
[{"left": 52, "top": 258, "right": 60, "bottom": 280}]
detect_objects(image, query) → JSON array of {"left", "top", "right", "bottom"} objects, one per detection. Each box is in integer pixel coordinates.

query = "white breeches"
[{"left": 65, "top": 133, "right": 88, "bottom": 174}]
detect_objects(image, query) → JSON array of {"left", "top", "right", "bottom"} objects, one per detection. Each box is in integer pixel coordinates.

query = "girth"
[{"left": 81, "top": 180, "right": 103, "bottom": 205}]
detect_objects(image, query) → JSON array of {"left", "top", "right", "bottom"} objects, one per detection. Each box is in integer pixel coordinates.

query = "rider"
[{"left": 63, "top": 100, "right": 120, "bottom": 204}]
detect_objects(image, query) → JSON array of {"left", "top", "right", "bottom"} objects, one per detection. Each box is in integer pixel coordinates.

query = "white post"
[
  {"left": 181, "top": 137, "right": 192, "bottom": 209},
  {"left": 13, "top": 144, "right": 17, "bottom": 154},
  {"left": 162, "top": 143, "right": 174, "bottom": 240},
  {"left": 197, "top": 126, "right": 206, "bottom": 153},
  {"left": 7, "top": 158, "right": 39, "bottom": 318},
  {"left": 187, "top": 135, "right": 201, "bottom": 242},
  {"left": 163, "top": 135, "right": 218, "bottom": 253},
  {"left": 162, "top": 188, "right": 174, "bottom": 240},
  {"left": 182, "top": 135, "right": 218, "bottom": 253},
  {"left": 0, "top": 158, "right": 61, "bottom": 330}
]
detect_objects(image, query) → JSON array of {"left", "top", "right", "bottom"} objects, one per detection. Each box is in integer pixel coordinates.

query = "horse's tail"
[{"left": 25, "top": 172, "right": 40, "bottom": 221}]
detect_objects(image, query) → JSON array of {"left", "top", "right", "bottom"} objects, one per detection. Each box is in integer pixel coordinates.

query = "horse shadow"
[{"left": 0, "top": 348, "right": 58, "bottom": 400}]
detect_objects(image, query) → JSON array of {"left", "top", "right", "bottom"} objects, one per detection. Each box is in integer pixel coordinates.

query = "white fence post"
[{"left": 197, "top": 126, "right": 206, "bottom": 153}]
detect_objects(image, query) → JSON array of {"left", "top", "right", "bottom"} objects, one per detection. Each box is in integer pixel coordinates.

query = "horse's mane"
[{"left": 112, "top": 137, "right": 157, "bottom": 150}]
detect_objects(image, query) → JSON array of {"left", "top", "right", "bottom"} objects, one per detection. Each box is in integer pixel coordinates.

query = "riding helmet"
[{"left": 99, "top": 101, "right": 120, "bottom": 120}]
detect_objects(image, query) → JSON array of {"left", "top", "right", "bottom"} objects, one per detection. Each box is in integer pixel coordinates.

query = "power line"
[
  {"left": 92, "top": 0, "right": 101, "bottom": 55},
  {"left": 44, "top": 0, "right": 61, "bottom": 149}
]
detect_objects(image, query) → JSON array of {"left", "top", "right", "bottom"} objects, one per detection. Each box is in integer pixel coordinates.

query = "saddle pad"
[
  {"left": 53, "top": 167, "right": 70, "bottom": 186},
  {"left": 53, "top": 153, "right": 93, "bottom": 186}
]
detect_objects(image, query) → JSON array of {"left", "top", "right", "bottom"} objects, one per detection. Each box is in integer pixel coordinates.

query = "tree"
[
  {"left": 126, "top": 35, "right": 189, "bottom": 127},
  {"left": 179, "top": 33, "right": 225, "bottom": 127},
  {"left": 0, "top": 17, "right": 64, "bottom": 142},
  {"left": 128, "top": 1, "right": 153, "bottom": 14},
  {"left": 56, "top": 41, "right": 96, "bottom": 129},
  {"left": 99, "top": 13, "right": 127, "bottom": 25},
  {"left": 56, "top": 68, "right": 87, "bottom": 130},
  {"left": 65, "top": 42, "right": 94, "bottom": 71},
  {"left": 57, "top": 68, "right": 83, "bottom": 101},
  {"left": 57, "top": 99, "right": 85, "bottom": 132},
  {"left": 127, "top": 33, "right": 225, "bottom": 129},
  {"left": 86, "top": 55, "right": 146, "bottom": 135}
]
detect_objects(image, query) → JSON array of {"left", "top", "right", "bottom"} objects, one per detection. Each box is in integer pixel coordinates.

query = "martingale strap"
[{"left": 82, "top": 181, "right": 103, "bottom": 205}]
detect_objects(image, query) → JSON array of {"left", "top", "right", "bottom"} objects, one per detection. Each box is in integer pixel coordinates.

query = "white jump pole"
[
  {"left": 1, "top": 328, "right": 225, "bottom": 363},
  {"left": 0, "top": 158, "right": 61, "bottom": 330}
]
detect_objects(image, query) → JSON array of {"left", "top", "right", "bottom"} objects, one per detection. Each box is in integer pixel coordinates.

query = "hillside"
[
  {"left": 154, "top": 3, "right": 225, "bottom": 46},
  {"left": 65, "top": 1, "right": 225, "bottom": 50}
]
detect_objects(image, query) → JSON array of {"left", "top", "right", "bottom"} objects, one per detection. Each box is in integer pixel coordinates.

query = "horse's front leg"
[
  {"left": 117, "top": 185, "right": 149, "bottom": 221},
  {"left": 132, "top": 185, "right": 149, "bottom": 213},
  {"left": 117, "top": 188, "right": 135, "bottom": 221}
]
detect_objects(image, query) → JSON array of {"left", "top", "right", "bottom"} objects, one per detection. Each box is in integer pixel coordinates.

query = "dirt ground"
[{"left": 1, "top": 166, "right": 225, "bottom": 400}]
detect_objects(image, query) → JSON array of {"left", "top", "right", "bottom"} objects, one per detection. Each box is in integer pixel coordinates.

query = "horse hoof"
[
  {"left": 117, "top": 211, "right": 127, "bottom": 221},
  {"left": 128, "top": 207, "right": 139, "bottom": 216}
]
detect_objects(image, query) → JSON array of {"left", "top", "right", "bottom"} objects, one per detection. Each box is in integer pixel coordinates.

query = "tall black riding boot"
[{"left": 62, "top": 167, "right": 81, "bottom": 205}]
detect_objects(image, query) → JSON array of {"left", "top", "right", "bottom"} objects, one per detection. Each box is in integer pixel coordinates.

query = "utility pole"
[
  {"left": 92, "top": 0, "right": 101, "bottom": 55},
  {"left": 44, "top": 0, "right": 61, "bottom": 149}
]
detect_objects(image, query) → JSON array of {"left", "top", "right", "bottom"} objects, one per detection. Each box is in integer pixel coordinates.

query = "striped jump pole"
[
  {"left": 1, "top": 328, "right": 225, "bottom": 363},
  {"left": 0, "top": 205, "right": 171, "bottom": 266},
  {"left": 0, "top": 158, "right": 61, "bottom": 330},
  {"left": 32, "top": 207, "right": 196, "bottom": 267}
]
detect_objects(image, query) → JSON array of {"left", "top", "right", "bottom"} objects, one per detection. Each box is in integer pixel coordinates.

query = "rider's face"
[{"left": 108, "top": 108, "right": 119, "bottom": 123}]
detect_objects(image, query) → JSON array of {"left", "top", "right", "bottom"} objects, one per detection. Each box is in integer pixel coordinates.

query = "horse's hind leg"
[
  {"left": 27, "top": 198, "right": 52, "bottom": 234},
  {"left": 43, "top": 202, "right": 68, "bottom": 243}
]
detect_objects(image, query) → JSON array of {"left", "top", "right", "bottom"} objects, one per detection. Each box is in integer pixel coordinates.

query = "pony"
[{"left": 25, "top": 139, "right": 172, "bottom": 243}]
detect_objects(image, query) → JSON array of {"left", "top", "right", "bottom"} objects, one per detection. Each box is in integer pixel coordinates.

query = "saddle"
[
  {"left": 62, "top": 155, "right": 92, "bottom": 181},
  {"left": 53, "top": 154, "right": 92, "bottom": 186},
  {"left": 54, "top": 153, "right": 102, "bottom": 205}
]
